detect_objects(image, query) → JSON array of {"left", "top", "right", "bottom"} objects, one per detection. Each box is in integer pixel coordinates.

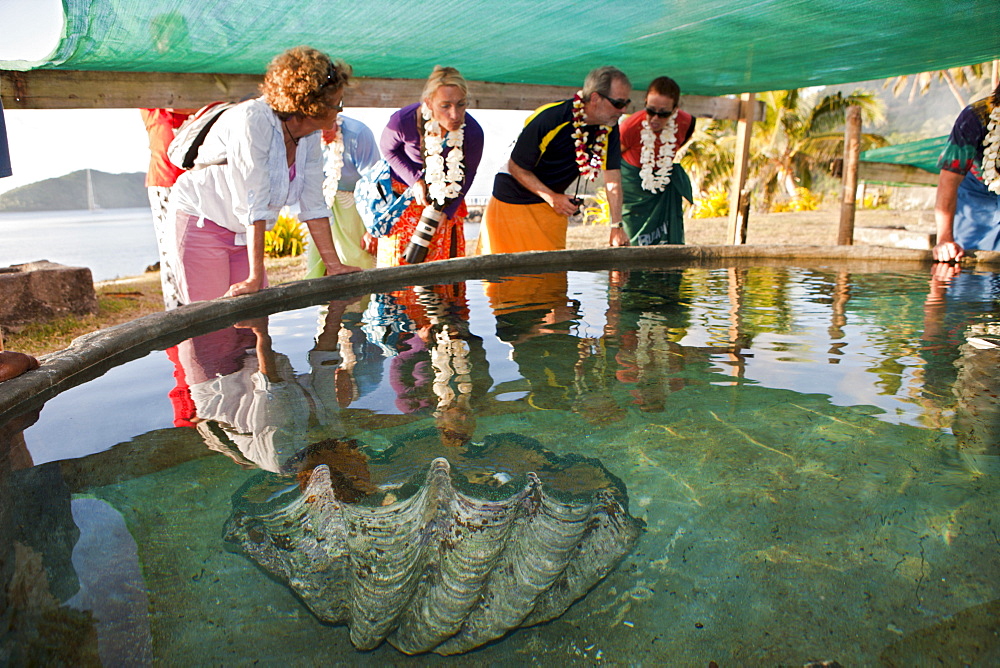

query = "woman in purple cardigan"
[{"left": 375, "top": 66, "right": 484, "bottom": 266}]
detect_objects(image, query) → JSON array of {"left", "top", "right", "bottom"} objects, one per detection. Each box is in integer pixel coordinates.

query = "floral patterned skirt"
[{"left": 376, "top": 196, "right": 468, "bottom": 267}]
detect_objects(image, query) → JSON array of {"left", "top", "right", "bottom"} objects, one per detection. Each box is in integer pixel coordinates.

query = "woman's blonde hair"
[
  {"left": 421, "top": 66, "right": 468, "bottom": 103},
  {"left": 261, "top": 46, "right": 351, "bottom": 118}
]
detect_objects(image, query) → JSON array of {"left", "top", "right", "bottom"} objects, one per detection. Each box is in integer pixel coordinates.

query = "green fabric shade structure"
[
  {"left": 860, "top": 137, "right": 948, "bottom": 175},
  {"left": 2, "top": 0, "right": 998, "bottom": 96}
]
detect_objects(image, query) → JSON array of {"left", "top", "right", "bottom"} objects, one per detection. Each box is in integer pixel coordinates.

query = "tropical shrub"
[
  {"left": 692, "top": 188, "right": 730, "bottom": 219},
  {"left": 771, "top": 187, "right": 822, "bottom": 212},
  {"left": 582, "top": 188, "right": 611, "bottom": 226},
  {"left": 265, "top": 209, "right": 307, "bottom": 257},
  {"left": 861, "top": 190, "right": 890, "bottom": 209}
]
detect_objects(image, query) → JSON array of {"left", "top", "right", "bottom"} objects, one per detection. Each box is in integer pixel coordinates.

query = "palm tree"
[
  {"left": 750, "top": 88, "right": 888, "bottom": 211},
  {"left": 886, "top": 61, "right": 995, "bottom": 110},
  {"left": 682, "top": 88, "right": 888, "bottom": 212},
  {"left": 679, "top": 119, "right": 736, "bottom": 198}
]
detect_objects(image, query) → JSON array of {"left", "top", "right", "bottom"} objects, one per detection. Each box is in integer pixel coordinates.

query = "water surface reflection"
[{"left": 2, "top": 266, "right": 999, "bottom": 664}]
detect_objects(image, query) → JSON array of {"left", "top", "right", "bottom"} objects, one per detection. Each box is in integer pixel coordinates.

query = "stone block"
[
  {"left": 0, "top": 261, "right": 98, "bottom": 327},
  {"left": 853, "top": 226, "right": 936, "bottom": 250}
]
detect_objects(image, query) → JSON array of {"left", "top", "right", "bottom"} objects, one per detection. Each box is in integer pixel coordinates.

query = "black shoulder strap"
[{"left": 180, "top": 104, "right": 233, "bottom": 169}]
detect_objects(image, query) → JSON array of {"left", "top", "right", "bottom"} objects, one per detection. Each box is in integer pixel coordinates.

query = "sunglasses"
[
  {"left": 645, "top": 107, "right": 675, "bottom": 118},
  {"left": 318, "top": 63, "right": 338, "bottom": 91},
  {"left": 598, "top": 92, "right": 631, "bottom": 110}
]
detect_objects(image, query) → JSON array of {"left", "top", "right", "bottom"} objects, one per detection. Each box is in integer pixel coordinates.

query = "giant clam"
[{"left": 224, "top": 433, "right": 643, "bottom": 655}]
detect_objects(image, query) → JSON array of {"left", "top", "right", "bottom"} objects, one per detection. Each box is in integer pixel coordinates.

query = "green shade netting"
[
  {"left": 860, "top": 136, "right": 947, "bottom": 174},
  {"left": 2, "top": 0, "right": 999, "bottom": 96}
]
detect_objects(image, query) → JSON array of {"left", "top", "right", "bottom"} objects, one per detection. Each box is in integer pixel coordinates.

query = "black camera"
[{"left": 403, "top": 204, "right": 446, "bottom": 264}]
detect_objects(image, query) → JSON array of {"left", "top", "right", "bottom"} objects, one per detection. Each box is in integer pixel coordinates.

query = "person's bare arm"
[
  {"left": 932, "top": 170, "right": 965, "bottom": 262},
  {"left": 225, "top": 221, "right": 268, "bottom": 297},
  {"left": 304, "top": 217, "right": 361, "bottom": 276},
  {"left": 603, "top": 169, "right": 628, "bottom": 247},
  {"left": 508, "top": 160, "right": 579, "bottom": 217}
]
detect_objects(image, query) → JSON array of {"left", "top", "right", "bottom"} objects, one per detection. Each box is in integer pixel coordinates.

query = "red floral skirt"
[{"left": 376, "top": 181, "right": 467, "bottom": 267}]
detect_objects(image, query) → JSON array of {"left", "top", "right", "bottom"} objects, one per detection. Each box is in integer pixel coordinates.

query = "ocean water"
[
  {"left": 0, "top": 208, "right": 159, "bottom": 281},
  {"left": 0, "top": 208, "right": 481, "bottom": 283}
]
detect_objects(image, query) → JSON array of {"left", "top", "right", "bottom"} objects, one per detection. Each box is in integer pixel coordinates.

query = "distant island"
[{"left": 0, "top": 169, "right": 147, "bottom": 212}]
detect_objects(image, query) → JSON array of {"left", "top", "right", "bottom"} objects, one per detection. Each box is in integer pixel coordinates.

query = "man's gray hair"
[{"left": 582, "top": 66, "right": 630, "bottom": 98}]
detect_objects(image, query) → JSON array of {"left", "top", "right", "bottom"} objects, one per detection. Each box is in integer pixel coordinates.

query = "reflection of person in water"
[
  {"left": 952, "top": 321, "right": 1000, "bottom": 459},
  {"left": 176, "top": 305, "right": 357, "bottom": 472},
  {"left": 322, "top": 299, "right": 385, "bottom": 409},
  {"left": 603, "top": 268, "right": 759, "bottom": 411},
  {"left": 922, "top": 264, "right": 1000, "bottom": 459},
  {"left": 0, "top": 408, "right": 102, "bottom": 664},
  {"left": 603, "top": 269, "right": 692, "bottom": 412},
  {"left": 486, "top": 273, "right": 588, "bottom": 414},
  {"left": 374, "top": 283, "right": 490, "bottom": 447}
]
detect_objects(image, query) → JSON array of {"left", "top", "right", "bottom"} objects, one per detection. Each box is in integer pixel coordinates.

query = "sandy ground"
[{"left": 568, "top": 207, "right": 935, "bottom": 248}]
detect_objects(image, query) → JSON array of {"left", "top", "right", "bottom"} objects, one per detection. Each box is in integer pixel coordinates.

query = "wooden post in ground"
[
  {"left": 726, "top": 93, "right": 755, "bottom": 245},
  {"left": 837, "top": 105, "right": 862, "bottom": 246}
]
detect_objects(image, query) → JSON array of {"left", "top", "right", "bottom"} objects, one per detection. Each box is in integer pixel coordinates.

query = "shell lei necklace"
[
  {"left": 638, "top": 114, "right": 678, "bottom": 193},
  {"left": 572, "top": 91, "right": 610, "bottom": 180},
  {"left": 322, "top": 117, "right": 345, "bottom": 207},
  {"left": 982, "top": 104, "right": 1000, "bottom": 195},
  {"left": 422, "top": 103, "right": 465, "bottom": 205}
]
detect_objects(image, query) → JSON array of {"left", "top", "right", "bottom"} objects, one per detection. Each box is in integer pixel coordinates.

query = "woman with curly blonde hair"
[{"left": 170, "top": 46, "right": 359, "bottom": 305}]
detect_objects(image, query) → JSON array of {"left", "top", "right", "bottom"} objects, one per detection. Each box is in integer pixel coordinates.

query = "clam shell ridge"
[{"left": 224, "top": 457, "right": 643, "bottom": 655}]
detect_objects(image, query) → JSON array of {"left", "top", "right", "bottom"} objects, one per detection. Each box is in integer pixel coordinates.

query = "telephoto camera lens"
[{"left": 403, "top": 204, "right": 446, "bottom": 264}]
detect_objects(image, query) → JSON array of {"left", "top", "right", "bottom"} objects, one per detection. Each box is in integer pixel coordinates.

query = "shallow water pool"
[{"left": 2, "top": 265, "right": 999, "bottom": 665}]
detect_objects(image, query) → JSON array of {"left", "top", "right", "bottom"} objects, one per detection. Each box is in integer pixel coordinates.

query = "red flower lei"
[{"left": 571, "top": 91, "right": 610, "bottom": 180}]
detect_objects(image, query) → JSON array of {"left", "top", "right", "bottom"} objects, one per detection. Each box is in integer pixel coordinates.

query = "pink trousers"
[{"left": 174, "top": 212, "right": 266, "bottom": 304}]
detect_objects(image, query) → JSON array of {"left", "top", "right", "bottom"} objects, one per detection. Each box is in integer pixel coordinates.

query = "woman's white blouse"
[{"left": 170, "top": 97, "right": 329, "bottom": 245}]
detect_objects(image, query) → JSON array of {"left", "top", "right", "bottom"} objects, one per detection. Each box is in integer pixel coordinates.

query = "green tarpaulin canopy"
[
  {"left": 860, "top": 136, "right": 948, "bottom": 175},
  {"left": 3, "top": 0, "right": 999, "bottom": 96}
]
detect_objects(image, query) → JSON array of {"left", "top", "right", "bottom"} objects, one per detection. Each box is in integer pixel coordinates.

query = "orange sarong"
[
  {"left": 475, "top": 197, "right": 567, "bottom": 255},
  {"left": 483, "top": 273, "right": 569, "bottom": 316}
]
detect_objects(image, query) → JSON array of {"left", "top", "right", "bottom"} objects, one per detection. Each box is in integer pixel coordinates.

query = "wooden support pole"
[
  {"left": 726, "top": 92, "right": 755, "bottom": 245},
  {"left": 837, "top": 105, "right": 862, "bottom": 246}
]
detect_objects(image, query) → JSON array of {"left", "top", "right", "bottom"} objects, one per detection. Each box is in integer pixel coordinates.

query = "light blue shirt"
[{"left": 328, "top": 115, "right": 379, "bottom": 192}]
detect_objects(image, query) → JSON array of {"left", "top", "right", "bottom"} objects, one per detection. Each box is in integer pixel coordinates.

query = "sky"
[{"left": 0, "top": 0, "right": 525, "bottom": 198}]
